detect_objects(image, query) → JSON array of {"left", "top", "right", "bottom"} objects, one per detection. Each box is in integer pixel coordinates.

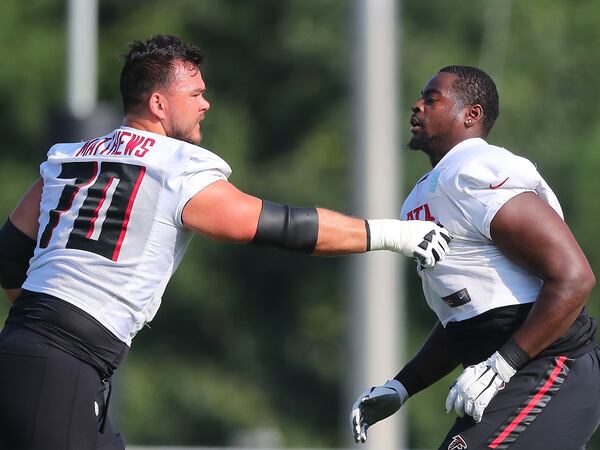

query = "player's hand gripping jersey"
[
  {"left": 23, "top": 127, "right": 231, "bottom": 345},
  {"left": 401, "top": 138, "right": 563, "bottom": 325}
]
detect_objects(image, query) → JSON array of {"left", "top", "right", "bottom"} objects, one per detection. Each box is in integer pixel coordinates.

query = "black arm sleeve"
[
  {"left": 251, "top": 200, "right": 319, "bottom": 254},
  {"left": 394, "top": 321, "right": 460, "bottom": 397},
  {"left": 0, "top": 219, "right": 36, "bottom": 289}
]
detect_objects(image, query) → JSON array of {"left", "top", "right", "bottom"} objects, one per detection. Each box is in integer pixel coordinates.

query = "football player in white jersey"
[
  {"left": 351, "top": 66, "right": 600, "bottom": 449},
  {"left": 0, "top": 35, "right": 450, "bottom": 450}
]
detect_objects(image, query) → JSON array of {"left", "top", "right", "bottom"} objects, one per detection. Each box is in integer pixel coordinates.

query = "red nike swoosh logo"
[{"left": 489, "top": 177, "right": 509, "bottom": 189}]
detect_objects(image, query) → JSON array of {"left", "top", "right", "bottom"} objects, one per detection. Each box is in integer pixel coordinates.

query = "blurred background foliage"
[{"left": 1, "top": 0, "right": 599, "bottom": 448}]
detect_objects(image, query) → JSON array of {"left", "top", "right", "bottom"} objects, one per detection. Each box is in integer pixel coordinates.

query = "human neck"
[
  {"left": 123, "top": 115, "right": 167, "bottom": 136},
  {"left": 426, "top": 134, "right": 481, "bottom": 167}
]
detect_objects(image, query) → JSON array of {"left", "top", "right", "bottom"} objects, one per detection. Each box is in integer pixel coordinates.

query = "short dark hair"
[
  {"left": 120, "top": 34, "right": 204, "bottom": 114},
  {"left": 438, "top": 65, "right": 499, "bottom": 134}
]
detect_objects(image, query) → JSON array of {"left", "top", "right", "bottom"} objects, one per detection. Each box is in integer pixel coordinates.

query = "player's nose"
[
  {"left": 410, "top": 100, "right": 423, "bottom": 114},
  {"left": 201, "top": 98, "right": 210, "bottom": 112}
]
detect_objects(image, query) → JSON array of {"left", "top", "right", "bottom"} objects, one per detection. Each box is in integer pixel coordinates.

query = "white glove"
[
  {"left": 367, "top": 219, "right": 451, "bottom": 268},
  {"left": 445, "top": 351, "right": 516, "bottom": 423},
  {"left": 350, "top": 379, "right": 409, "bottom": 443}
]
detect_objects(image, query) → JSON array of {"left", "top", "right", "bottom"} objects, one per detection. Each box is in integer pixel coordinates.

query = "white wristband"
[{"left": 366, "top": 219, "right": 408, "bottom": 252}]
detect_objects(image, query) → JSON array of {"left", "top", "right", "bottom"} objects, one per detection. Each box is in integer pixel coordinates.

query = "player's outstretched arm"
[
  {"left": 182, "top": 180, "right": 451, "bottom": 264},
  {"left": 446, "top": 191, "right": 596, "bottom": 423},
  {"left": 351, "top": 322, "right": 458, "bottom": 443},
  {"left": 0, "top": 179, "right": 42, "bottom": 302},
  {"left": 315, "top": 212, "right": 451, "bottom": 266}
]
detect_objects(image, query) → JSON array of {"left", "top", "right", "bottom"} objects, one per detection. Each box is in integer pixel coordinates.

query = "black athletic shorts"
[
  {"left": 439, "top": 346, "right": 600, "bottom": 450},
  {"left": 0, "top": 292, "right": 128, "bottom": 450},
  {"left": 0, "top": 326, "right": 125, "bottom": 450}
]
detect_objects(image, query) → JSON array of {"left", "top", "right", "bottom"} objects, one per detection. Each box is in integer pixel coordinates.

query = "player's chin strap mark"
[{"left": 251, "top": 200, "right": 319, "bottom": 254}]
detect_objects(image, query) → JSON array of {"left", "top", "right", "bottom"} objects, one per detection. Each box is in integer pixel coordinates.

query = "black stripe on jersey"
[
  {"left": 486, "top": 356, "right": 573, "bottom": 449},
  {"left": 40, "top": 162, "right": 99, "bottom": 248},
  {"left": 68, "top": 162, "right": 145, "bottom": 260}
]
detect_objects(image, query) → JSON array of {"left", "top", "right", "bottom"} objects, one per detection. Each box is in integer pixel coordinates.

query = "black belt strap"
[{"left": 6, "top": 290, "right": 129, "bottom": 379}]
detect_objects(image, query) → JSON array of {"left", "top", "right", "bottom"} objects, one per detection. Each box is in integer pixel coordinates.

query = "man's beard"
[
  {"left": 407, "top": 129, "right": 442, "bottom": 154},
  {"left": 408, "top": 130, "right": 432, "bottom": 152},
  {"left": 169, "top": 123, "right": 201, "bottom": 145}
]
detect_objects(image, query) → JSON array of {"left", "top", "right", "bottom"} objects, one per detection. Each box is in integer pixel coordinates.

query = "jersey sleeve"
[
  {"left": 174, "top": 148, "right": 232, "bottom": 227},
  {"left": 449, "top": 151, "right": 542, "bottom": 239}
]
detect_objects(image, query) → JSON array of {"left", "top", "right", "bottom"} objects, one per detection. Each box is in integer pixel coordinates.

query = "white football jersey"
[
  {"left": 23, "top": 127, "right": 231, "bottom": 345},
  {"left": 401, "top": 138, "right": 563, "bottom": 326}
]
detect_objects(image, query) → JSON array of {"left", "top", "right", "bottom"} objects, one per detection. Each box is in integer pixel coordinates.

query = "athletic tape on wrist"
[
  {"left": 364, "top": 220, "right": 371, "bottom": 252},
  {"left": 498, "top": 337, "right": 530, "bottom": 370}
]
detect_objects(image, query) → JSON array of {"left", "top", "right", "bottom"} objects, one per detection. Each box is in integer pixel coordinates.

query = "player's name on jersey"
[{"left": 75, "top": 130, "right": 154, "bottom": 159}]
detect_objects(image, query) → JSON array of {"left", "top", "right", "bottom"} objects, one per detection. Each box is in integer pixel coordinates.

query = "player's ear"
[
  {"left": 464, "top": 104, "right": 483, "bottom": 128},
  {"left": 148, "top": 92, "right": 167, "bottom": 120}
]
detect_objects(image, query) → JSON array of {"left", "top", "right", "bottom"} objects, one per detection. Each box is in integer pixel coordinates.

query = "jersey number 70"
[{"left": 39, "top": 161, "right": 146, "bottom": 261}]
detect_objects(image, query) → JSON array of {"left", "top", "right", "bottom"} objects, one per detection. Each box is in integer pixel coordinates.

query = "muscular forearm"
[
  {"left": 313, "top": 208, "right": 367, "bottom": 255},
  {"left": 395, "top": 322, "right": 459, "bottom": 396},
  {"left": 512, "top": 277, "right": 594, "bottom": 358}
]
